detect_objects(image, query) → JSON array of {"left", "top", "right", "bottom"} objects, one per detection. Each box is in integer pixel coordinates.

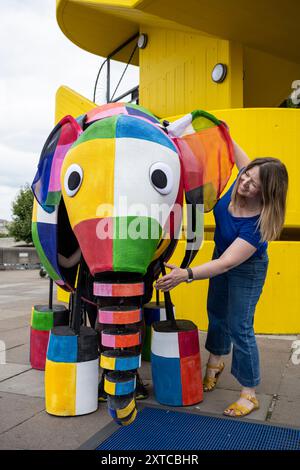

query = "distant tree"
[{"left": 8, "top": 184, "right": 34, "bottom": 244}]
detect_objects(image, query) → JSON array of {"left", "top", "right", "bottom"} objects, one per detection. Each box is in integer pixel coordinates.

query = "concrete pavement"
[{"left": 0, "top": 270, "right": 299, "bottom": 449}]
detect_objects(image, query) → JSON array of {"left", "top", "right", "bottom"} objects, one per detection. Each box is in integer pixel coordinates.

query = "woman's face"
[{"left": 238, "top": 166, "right": 262, "bottom": 199}]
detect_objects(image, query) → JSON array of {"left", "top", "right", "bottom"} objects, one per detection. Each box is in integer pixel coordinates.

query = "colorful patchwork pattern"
[
  {"left": 30, "top": 305, "right": 69, "bottom": 370},
  {"left": 142, "top": 302, "right": 167, "bottom": 362},
  {"left": 151, "top": 320, "right": 203, "bottom": 406},
  {"left": 45, "top": 358, "right": 98, "bottom": 416},
  {"left": 32, "top": 116, "right": 82, "bottom": 211},
  {"left": 167, "top": 110, "right": 234, "bottom": 212},
  {"left": 45, "top": 326, "right": 99, "bottom": 416},
  {"left": 62, "top": 114, "right": 179, "bottom": 276}
]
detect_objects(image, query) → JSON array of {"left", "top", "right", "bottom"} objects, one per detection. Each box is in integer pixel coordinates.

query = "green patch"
[
  {"left": 71, "top": 116, "right": 118, "bottom": 148},
  {"left": 191, "top": 110, "right": 220, "bottom": 130},
  {"left": 31, "top": 308, "right": 54, "bottom": 331},
  {"left": 113, "top": 217, "right": 162, "bottom": 275},
  {"left": 45, "top": 191, "right": 61, "bottom": 206}
]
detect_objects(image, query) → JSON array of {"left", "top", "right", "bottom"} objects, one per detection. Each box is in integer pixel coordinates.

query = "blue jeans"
[{"left": 205, "top": 247, "right": 269, "bottom": 387}]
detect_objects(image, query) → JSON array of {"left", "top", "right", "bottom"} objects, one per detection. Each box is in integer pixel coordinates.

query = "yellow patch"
[
  {"left": 45, "top": 359, "right": 76, "bottom": 416},
  {"left": 100, "top": 354, "right": 116, "bottom": 371},
  {"left": 32, "top": 198, "right": 38, "bottom": 223},
  {"left": 61, "top": 138, "right": 115, "bottom": 229},
  {"left": 104, "top": 377, "right": 116, "bottom": 395},
  {"left": 122, "top": 408, "right": 137, "bottom": 425},
  {"left": 116, "top": 399, "right": 136, "bottom": 419}
]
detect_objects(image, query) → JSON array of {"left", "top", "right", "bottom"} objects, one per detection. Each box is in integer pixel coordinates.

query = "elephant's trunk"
[{"left": 94, "top": 276, "right": 144, "bottom": 425}]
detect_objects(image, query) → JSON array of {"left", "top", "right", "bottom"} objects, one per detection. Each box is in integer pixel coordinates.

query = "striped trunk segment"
[
  {"left": 100, "top": 351, "right": 141, "bottom": 371},
  {"left": 94, "top": 282, "right": 144, "bottom": 297},
  {"left": 98, "top": 306, "right": 142, "bottom": 325},
  {"left": 104, "top": 372, "right": 136, "bottom": 396},
  {"left": 101, "top": 328, "right": 141, "bottom": 348}
]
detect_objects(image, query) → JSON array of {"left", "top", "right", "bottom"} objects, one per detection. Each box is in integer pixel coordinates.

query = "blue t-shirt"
[{"left": 213, "top": 178, "right": 268, "bottom": 258}]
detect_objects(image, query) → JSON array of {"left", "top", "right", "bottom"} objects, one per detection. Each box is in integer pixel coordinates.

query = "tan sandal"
[
  {"left": 223, "top": 393, "right": 259, "bottom": 417},
  {"left": 203, "top": 362, "right": 225, "bottom": 392}
]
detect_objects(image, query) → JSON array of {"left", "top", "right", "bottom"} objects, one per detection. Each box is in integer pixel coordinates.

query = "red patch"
[
  {"left": 178, "top": 329, "right": 200, "bottom": 358},
  {"left": 74, "top": 218, "right": 113, "bottom": 275},
  {"left": 180, "top": 353, "right": 203, "bottom": 406}
]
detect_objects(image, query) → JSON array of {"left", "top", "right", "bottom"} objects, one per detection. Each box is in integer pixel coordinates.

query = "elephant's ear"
[
  {"left": 167, "top": 110, "right": 234, "bottom": 267},
  {"left": 31, "top": 115, "right": 82, "bottom": 213}
]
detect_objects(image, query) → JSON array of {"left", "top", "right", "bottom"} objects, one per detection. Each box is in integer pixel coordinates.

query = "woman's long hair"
[{"left": 231, "top": 158, "right": 288, "bottom": 242}]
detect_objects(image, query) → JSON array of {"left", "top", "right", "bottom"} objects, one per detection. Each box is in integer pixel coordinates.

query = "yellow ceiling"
[{"left": 57, "top": 0, "right": 300, "bottom": 64}]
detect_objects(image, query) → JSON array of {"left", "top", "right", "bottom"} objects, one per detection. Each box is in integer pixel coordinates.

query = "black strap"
[
  {"left": 159, "top": 259, "right": 177, "bottom": 329},
  {"left": 71, "top": 258, "right": 84, "bottom": 335},
  {"left": 48, "top": 278, "right": 53, "bottom": 310}
]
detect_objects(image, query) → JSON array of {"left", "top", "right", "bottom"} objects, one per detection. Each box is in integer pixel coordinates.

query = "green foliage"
[{"left": 8, "top": 184, "right": 34, "bottom": 244}]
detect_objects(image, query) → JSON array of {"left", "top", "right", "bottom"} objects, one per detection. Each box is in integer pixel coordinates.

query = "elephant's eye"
[
  {"left": 64, "top": 164, "right": 83, "bottom": 197},
  {"left": 149, "top": 162, "right": 173, "bottom": 195}
]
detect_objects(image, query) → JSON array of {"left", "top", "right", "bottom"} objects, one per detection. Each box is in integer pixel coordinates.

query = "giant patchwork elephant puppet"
[{"left": 31, "top": 102, "right": 234, "bottom": 425}]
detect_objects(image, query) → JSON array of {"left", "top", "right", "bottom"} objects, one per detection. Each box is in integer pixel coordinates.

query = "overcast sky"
[{"left": 0, "top": 0, "right": 138, "bottom": 221}]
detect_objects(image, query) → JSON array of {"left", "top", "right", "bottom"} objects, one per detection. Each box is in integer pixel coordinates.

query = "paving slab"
[
  {"left": 6, "top": 343, "right": 30, "bottom": 366},
  {"left": 277, "top": 361, "right": 300, "bottom": 399},
  {"left": 0, "top": 368, "right": 44, "bottom": 398},
  {"left": 0, "top": 391, "right": 45, "bottom": 435},
  {"left": 269, "top": 395, "right": 300, "bottom": 428},
  {"left": 0, "top": 363, "right": 31, "bottom": 383},
  {"left": 0, "top": 405, "right": 113, "bottom": 450},
  {"left": 142, "top": 382, "right": 271, "bottom": 422},
  {"left": 0, "top": 314, "right": 31, "bottom": 332},
  {"left": 0, "top": 326, "right": 30, "bottom": 350}
]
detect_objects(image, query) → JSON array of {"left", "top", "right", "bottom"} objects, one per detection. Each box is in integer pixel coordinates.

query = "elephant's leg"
[{"left": 94, "top": 279, "right": 144, "bottom": 425}]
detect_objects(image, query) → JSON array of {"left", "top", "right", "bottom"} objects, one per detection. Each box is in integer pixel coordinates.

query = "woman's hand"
[{"left": 155, "top": 263, "right": 188, "bottom": 292}]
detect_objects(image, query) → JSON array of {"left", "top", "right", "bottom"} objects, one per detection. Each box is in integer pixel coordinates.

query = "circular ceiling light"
[
  {"left": 212, "top": 63, "right": 227, "bottom": 83},
  {"left": 137, "top": 33, "right": 148, "bottom": 49}
]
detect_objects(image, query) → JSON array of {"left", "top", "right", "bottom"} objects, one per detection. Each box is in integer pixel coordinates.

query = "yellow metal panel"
[
  {"left": 139, "top": 26, "right": 243, "bottom": 116},
  {"left": 55, "top": 86, "right": 97, "bottom": 124},
  {"left": 157, "top": 240, "right": 300, "bottom": 334},
  {"left": 244, "top": 47, "right": 300, "bottom": 107},
  {"left": 57, "top": 1, "right": 300, "bottom": 64},
  {"left": 56, "top": 0, "right": 196, "bottom": 63},
  {"left": 45, "top": 359, "right": 76, "bottom": 416}
]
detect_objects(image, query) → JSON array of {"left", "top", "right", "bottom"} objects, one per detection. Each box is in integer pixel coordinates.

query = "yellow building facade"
[{"left": 55, "top": 0, "right": 300, "bottom": 333}]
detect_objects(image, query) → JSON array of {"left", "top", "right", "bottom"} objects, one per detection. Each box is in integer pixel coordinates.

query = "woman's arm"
[
  {"left": 58, "top": 247, "right": 81, "bottom": 268},
  {"left": 232, "top": 140, "right": 251, "bottom": 170},
  {"left": 155, "top": 238, "right": 256, "bottom": 291}
]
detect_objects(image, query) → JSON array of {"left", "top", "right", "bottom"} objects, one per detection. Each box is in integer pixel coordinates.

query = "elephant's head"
[{"left": 32, "top": 103, "right": 233, "bottom": 289}]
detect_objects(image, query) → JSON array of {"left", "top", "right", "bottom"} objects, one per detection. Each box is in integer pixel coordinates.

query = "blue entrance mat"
[{"left": 94, "top": 406, "right": 300, "bottom": 451}]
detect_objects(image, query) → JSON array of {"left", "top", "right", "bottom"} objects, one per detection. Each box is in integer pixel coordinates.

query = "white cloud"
[{"left": 0, "top": 0, "right": 139, "bottom": 220}]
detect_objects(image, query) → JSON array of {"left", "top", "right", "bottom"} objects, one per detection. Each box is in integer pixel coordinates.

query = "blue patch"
[
  {"left": 47, "top": 332, "right": 78, "bottom": 363},
  {"left": 115, "top": 378, "right": 136, "bottom": 396},
  {"left": 127, "top": 106, "right": 159, "bottom": 124},
  {"left": 115, "top": 355, "right": 141, "bottom": 371},
  {"left": 144, "top": 307, "right": 162, "bottom": 326},
  {"left": 37, "top": 222, "right": 61, "bottom": 275},
  {"left": 116, "top": 115, "right": 177, "bottom": 153},
  {"left": 151, "top": 353, "right": 182, "bottom": 405}
]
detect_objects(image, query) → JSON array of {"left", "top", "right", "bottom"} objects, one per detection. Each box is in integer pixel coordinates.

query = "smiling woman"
[{"left": 156, "top": 139, "right": 288, "bottom": 419}]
